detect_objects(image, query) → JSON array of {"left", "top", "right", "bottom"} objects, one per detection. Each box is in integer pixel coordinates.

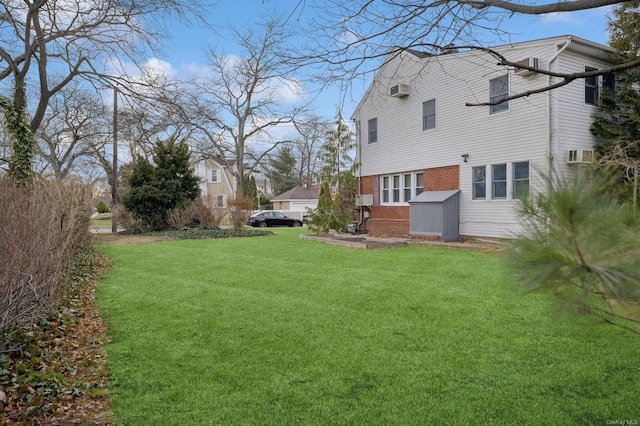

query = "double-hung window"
[
  {"left": 490, "top": 75, "right": 509, "bottom": 114},
  {"left": 403, "top": 174, "right": 412, "bottom": 202},
  {"left": 416, "top": 172, "right": 424, "bottom": 196},
  {"left": 422, "top": 99, "right": 436, "bottom": 130},
  {"left": 380, "top": 171, "right": 424, "bottom": 204},
  {"left": 585, "top": 66, "right": 598, "bottom": 105},
  {"left": 472, "top": 166, "right": 486, "bottom": 199},
  {"left": 513, "top": 161, "right": 530, "bottom": 199},
  {"left": 392, "top": 175, "right": 400, "bottom": 203},
  {"left": 210, "top": 169, "right": 220, "bottom": 182},
  {"left": 382, "top": 176, "right": 390, "bottom": 203},
  {"left": 368, "top": 118, "right": 378, "bottom": 143},
  {"left": 492, "top": 164, "right": 507, "bottom": 199}
]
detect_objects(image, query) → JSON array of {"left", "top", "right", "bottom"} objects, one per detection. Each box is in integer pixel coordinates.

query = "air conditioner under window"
[
  {"left": 514, "top": 57, "right": 540, "bottom": 75},
  {"left": 390, "top": 83, "right": 410, "bottom": 98},
  {"left": 355, "top": 194, "right": 373, "bottom": 207},
  {"left": 567, "top": 149, "right": 594, "bottom": 164}
]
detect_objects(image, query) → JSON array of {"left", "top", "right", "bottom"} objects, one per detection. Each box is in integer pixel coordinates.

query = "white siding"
[{"left": 353, "top": 36, "right": 614, "bottom": 238}]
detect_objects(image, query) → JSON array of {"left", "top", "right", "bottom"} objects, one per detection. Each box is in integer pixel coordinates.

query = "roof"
[
  {"left": 271, "top": 186, "right": 319, "bottom": 201},
  {"left": 408, "top": 190, "right": 460, "bottom": 203},
  {"left": 351, "top": 35, "right": 616, "bottom": 119}
]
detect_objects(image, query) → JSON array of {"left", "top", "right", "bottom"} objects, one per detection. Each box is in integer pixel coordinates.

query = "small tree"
[
  {"left": 507, "top": 171, "right": 640, "bottom": 332},
  {"left": 121, "top": 138, "right": 200, "bottom": 230},
  {"left": 308, "top": 112, "right": 357, "bottom": 233},
  {"left": 242, "top": 174, "right": 258, "bottom": 209},
  {"left": 265, "top": 146, "right": 299, "bottom": 195}
]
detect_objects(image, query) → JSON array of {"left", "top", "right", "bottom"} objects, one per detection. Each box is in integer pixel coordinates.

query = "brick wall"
[
  {"left": 424, "top": 165, "right": 460, "bottom": 191},
  {"left": 357, "top": 165, "right": 459, "bottom": 237}
]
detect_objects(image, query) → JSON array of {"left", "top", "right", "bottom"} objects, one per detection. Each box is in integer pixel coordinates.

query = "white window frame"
[
  {"left": 490, "top": 75, "right": 509, "bottom": 114},
  {"left": 472, "top": 166, "right": 486, "bottom": 200},
  {"left": 585, "top": 66, "right": 599, "bottom": 106},
  {"left": 513, "top": 161, "right": 530, "bottom": 200},
  {"left": 379, "top": 171, "right": 424, "bottom": 205},
  {"left": 368, "top": 118, "right": 378, "bottom": 144},
  {"left": 422, "top": 99, "right": 436, "bottom": 131},
  {"left": 210, "top": 169, "right": 220, "bottom": 183},
  {"left": 492, "top": 163, "right": 507, "bottom": 199},
  {"left": 472, "top": 161, "right": 531, "bottom": 201}
]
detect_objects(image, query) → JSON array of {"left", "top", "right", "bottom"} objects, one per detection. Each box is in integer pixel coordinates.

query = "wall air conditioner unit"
[
  {"left": 390, "top": 83, "right": 410, "bottom": 98},
  {"left": 355, "top": 194, "right": 373, "bottom": 207},
  {"left": 567, "top": 149, "right": 594, "bottom": 164},
  {"left": 514, "top": 57, "right": 540, "bottom": 75}
]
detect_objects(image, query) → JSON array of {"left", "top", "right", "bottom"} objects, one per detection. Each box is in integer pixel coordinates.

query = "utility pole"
[{"left": 111, "top": 86, "right": 118, "bottom": 233}]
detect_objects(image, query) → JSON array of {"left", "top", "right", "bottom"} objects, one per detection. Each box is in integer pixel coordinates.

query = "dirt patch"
[{"left": 91, "top": 233, "right": 171, "bottom": 245}]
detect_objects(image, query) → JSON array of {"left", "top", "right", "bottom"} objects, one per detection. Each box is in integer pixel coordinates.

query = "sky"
[
  {"left": 110, "top": 0, "right": 614, "bottom": 154},
  {"left": 148, "top": 0, "right": 613, "bottom": 123}
]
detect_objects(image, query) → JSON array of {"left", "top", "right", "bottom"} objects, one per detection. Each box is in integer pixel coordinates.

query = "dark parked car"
[{"left": 246, "top": 211, "right": 303, "bottom": 228}]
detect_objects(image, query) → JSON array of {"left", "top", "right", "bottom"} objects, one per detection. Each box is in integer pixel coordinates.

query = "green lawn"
[{"left": 96, "top": 228, "right": 640, "bottom": 425}]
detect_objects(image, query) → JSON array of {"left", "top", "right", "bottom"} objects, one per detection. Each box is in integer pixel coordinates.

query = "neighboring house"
[
  {"left": 194, "top": 158, "right": 237, "bottom": 208},
  {"left": 351, "top": 35, "right": 615, "bottom": 240},
  {"left": 271, "top": 186, "right": 319, "bottom": 212}
]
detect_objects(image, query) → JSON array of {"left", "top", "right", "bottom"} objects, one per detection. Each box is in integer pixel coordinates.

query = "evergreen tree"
[
  {"left": 242, "top": 174, "right": 258, "bottom": 209},
  {"left": 590, "top": 0, "right": 640, "bottom": 205},
  {"left": 508, "top": 172, "right": 640, "bottom": 332},
  {"left": 309, "top": 111, "right": 357, "bottom": 233},
  {"left": 266, "top": 146, "right": 299, "bottom": 195},
  {"left": 122, "top": 138, "right": 200, "bottom": 230}
]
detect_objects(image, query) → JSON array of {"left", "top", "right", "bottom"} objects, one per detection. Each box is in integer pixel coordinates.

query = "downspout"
[
  {"left": 354, "top": 118, "right": 366, "bottom": 229},
  {"left": 547, "top": 37, "right": 572, "bottom": 186}
]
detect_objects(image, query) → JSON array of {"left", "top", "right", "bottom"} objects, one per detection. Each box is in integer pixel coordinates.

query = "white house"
[{"left": 351, "top": 35, "right": 615, "bottom": 240}]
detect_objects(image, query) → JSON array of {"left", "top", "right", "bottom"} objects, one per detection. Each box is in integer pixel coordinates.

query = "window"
[
  {"left": 379, "top": 171, "right": 424, "bottom": 204},
  {"left": 490, "top": 75, "right": 509, "bottom": 114},
  {"left": 472, "top": 166, "right": 486, "bottom": 199},
  {"left": 403, "top": 174, "right": 412, "bottom": 202},
  {"left": 368, "top": 118, "right": 377, "bottom": 143},
  {"left": 513, "top": 162, "right": 530, "bottom": 200},
  {"left": 422, "top": 99, "right": 436, "bottom": 130},
  {"left": 382, "top": 176, "right": 389, "bottom": 203},
  {"left": 210, "top": 169, "right": 219, "bottom": 182},
  {"left": 585, "top": 66, "right": 598, "bottom": 105},
  {"left": 492, "top": 164, "right": 507, "bottom": 199},
  {"left": 392, "top": 175, "right": 400, "bottom": 203}
]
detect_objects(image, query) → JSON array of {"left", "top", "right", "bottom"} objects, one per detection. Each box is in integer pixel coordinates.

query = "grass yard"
[{"left": 96, "top": 228, "right": 640, "bottom": 425}]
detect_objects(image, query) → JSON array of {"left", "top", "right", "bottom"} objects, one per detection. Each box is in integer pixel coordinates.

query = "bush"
[
  {"left": 0, "top": 177, "right": 91, "bottom": 351},
  {"left": 191, "top": 196, "right": 228, "bottom": 229},
  {"left": 95, "top": 200, "right": 109, "bottom": 214},
  {"left": 228, "top": 196, "right": 254, "bottom": 230},
  {"left": 121, "top": 138, "right": 200, "bottom": 230},
  {"left": 167, "top": 204, "right": 197, "bottom": 230},
  {"left": 113, "top": 204, "right": 143, "bottom": 233}
]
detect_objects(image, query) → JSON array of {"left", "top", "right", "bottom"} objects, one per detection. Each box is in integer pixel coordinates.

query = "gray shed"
[{"left": 408, "top": 190, "right": 460, "bottom": 241}]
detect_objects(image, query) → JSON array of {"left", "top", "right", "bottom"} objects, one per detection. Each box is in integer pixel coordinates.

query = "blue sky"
[{"left": 149, "top": 1, "right": 613, "bottom": 123}]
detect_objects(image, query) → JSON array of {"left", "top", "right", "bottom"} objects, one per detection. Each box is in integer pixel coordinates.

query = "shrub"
[
  {"left": 228, "top": 196, "right": 254, "bottom": 230},
  {"left": 113, "top": 204, "right": 143, "bottom": 233},
  {"left": 191, "top": 196, "right": 228, "bottom": 229},
  {"left": 167, "top": 204, "right": 197, "bottom": 230},
  {"left": 0, "top": 177, "right": 91, "bottom": 351},
  {"left": 121, "top": 138, "right": 200, "bottom": 230},
  {"left": 96, "top": 200, "right": 109, "bottom": 214}
]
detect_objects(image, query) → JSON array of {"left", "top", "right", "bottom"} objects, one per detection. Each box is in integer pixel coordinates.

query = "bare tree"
[
  {"left": 296, "top": 0, "right": 637, "bottom": 106},
  {"left": 293, "top": 115, "right": 330, "bottom": 188},
  {"left": 0, "top": 0, "right": 207, "bottom": 178},
  {"left": 168, "top": 16, "right": 306, "bottom": 195},
  {"left": 35, "top": 83, "right": 111, "bottom": 181}
]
